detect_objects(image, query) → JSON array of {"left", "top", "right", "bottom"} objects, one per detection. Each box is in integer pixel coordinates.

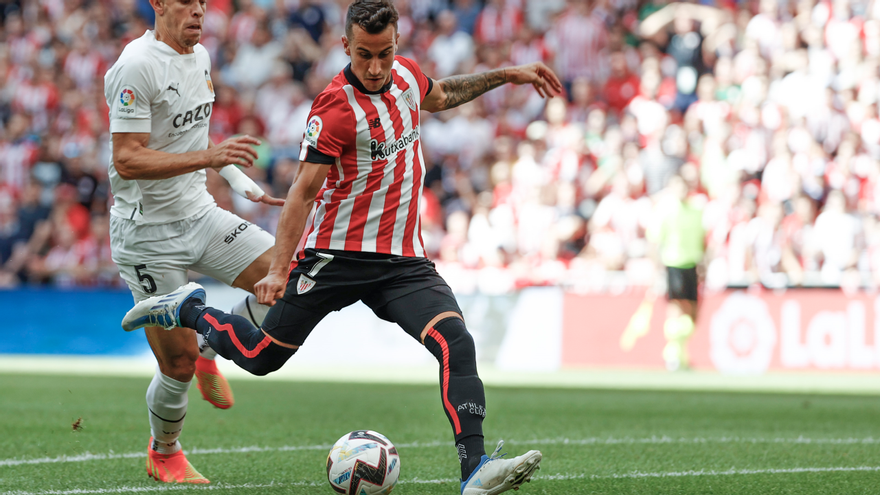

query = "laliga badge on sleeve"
[
  {"left": 305, "top": 116, "right": 323, "bottom": 148},
  {"left": 118, "top": 87, "right": 136, "bottom": 115}
]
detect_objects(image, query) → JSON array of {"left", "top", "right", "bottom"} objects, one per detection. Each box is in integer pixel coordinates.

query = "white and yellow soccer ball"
[{"left": 326, "top": 430, "right": 401, "bottom": 495}]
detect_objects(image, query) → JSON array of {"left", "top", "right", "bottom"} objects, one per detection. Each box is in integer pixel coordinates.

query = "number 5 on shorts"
[{"left": 135, "top": 264, "right": 157, "bottom": 294}]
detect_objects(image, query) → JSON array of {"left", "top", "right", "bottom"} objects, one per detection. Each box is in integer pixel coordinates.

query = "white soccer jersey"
[{"left": 104, "top": 30, "right": 216, "bottom": 225}]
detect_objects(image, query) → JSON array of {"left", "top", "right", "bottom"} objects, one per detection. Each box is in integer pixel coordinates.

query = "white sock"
[
  {"left": 199, "top": 294, "right": 270, "bottom": 360},
  {"left": 197, "top": 332, "right": 216, "bottom": 360},
  {"left": 146, "top": 369, "right": 191, "bottom": 454}
]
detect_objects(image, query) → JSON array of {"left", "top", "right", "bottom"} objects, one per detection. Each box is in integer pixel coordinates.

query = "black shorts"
[
  {"left": 667, "top": 265, "right": 698, "bottom": 301},
  {"left": 262, "top": 249, "right": 462, "bottom": 346}
]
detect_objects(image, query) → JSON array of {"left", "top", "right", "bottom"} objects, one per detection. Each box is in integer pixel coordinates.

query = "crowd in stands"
[{"left": 1, "top": 0, "right": 880, "bottom": 294}]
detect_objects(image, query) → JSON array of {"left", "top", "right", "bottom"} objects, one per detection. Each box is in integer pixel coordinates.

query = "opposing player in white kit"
[{"left": 104, "top": 0, "right": 282, "bottom": 484}]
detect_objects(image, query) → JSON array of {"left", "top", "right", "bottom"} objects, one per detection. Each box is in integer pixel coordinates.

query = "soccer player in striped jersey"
[{"left": 125, "top": 1, "right": 562, "bottom": 493}]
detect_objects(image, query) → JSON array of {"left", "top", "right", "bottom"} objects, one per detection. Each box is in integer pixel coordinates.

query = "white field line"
[
  {"left": 4, "top": 466, "right": 880, "bottom": 495},
  {"left": 3, "top": 435, "right": 880, "bottom": 468}
]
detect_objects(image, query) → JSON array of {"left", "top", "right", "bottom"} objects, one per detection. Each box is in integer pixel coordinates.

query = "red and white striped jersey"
[
  {"left": 299, "top": 56, "right": 433, "bottom": 258},
  {"left": 546, "top": 10, "right": 609, "bottom": 83},
  {"left": 474, "top": 5, "right": 524, "bottom": 45}
]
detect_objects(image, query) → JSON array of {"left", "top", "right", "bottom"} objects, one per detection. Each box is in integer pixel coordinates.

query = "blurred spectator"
[
  {"left": 427, "top": 10, "right": 474, "bottom": 78},
  {"left": 0, "top": 112, "right": 39, "bottom": 194},
  {"left": 604, "top": 51, "right": 641, "bottom": 118},
  {"left": 3, "top": 0, "right": 880, "bottom": 292},
  {"left": 225, "top": 21, "right": 283, "bottom": 89},
  {"left": 545, "top": 0, "right": 609, "bottom": 93},
  {"left": 508, "top": 25, "right": 551, "bottom": 67},
  {"left": 287, "top": 0, "right": 327, "bottom": 43},
  {"left": 0, "top": 190, "right": 24, "bottom": 267},
  {"left": 452, "top": 0, "right": 481, "bottom": 36},
  {"left": 473, "top": 0, "right": 522, "bottom": 45},
  {"left": 813, "top": 190, "right": 861, "bottom": 285}
]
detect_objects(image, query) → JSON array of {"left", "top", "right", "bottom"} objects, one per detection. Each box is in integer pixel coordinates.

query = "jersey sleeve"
[
  {"left": 396, "top": 56, "right": 433, "bottom": 101},
  {"left": 299, "top": 91, "right": 352, "bottom": 164},
  {"left": 106, "top": 58, "right": 157, "bottom": 134}
]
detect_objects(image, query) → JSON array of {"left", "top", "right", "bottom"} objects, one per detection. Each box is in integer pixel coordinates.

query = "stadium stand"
[{"left": 0, "top": 0, "right": 878, "bottom": 294}]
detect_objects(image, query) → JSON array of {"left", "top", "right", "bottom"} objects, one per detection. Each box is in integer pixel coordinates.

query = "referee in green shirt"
[{"left": 647, "top": 174, "right": 705, "bottom": 371}]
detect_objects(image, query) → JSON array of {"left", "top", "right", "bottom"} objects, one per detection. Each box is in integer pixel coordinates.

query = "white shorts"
[{"left": 110, "top": 206, "right": 275, "bottom": 302}]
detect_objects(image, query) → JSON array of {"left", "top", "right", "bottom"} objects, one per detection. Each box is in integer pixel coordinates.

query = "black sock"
[
  {"left": 423, "top": 318, "right": 488, "bottom": 480},
  {"left": 458, "top": 434, "right": 486, "bottom": 480}
]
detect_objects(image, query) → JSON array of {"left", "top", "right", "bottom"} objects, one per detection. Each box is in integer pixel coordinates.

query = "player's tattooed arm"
[
  {"left": 434, "top": 69, "right": 508, "bottom": 111},
  {"left": 422, "top": 62, "right": 562, "bottom": 113}
]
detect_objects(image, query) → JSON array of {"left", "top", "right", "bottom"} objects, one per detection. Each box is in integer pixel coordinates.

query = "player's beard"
[{"left": 179, "top": 22, "right": 202, "bottom": 47}]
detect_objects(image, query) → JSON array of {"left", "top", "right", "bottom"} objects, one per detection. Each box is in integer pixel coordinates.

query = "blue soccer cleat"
[
  {"left": 122, "top": 282, "right": 206, "bottom": 331},
  {"left": 461, "top": 440, "right": 542, "bottom": 495}
]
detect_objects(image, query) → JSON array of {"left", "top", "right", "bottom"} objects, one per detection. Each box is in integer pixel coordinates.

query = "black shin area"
[
  {"left": 423, "top": 317, "right": 487, "bottom": 479},
  {"left": 194, "top": 306, "right": 296, "bottom": 376}
]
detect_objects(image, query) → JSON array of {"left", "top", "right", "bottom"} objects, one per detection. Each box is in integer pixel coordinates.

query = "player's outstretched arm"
[
  {"left": 113, "top": 133, "right": 261, "bottom": 181},
  {"left": 254, "top": 160, "right": 331, "bottom": 306},
  {"left": 421, "top": 62, "right": 563, "bottom": 113}
]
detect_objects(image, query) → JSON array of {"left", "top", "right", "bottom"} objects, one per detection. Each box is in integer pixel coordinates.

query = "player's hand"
[
  {"left": 245, "top": 190, "right": 286, "bottom": 207},
  {"left": 207, "top": 135, "right": 261, "bottom": 169},
  {"left": 505, "top": 62, "right": 563, "bottom": 98},
  {"left": 255, "top": 271, "right": 287, "bottom": 306}
]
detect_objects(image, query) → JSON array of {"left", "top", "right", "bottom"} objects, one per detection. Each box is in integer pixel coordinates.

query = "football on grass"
[{"left": 326, "top": 430, "right": 400, "bottom": 494}]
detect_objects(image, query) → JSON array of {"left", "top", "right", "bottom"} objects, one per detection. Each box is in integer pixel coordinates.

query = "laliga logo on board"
[
  {"left": 709, "top": 292, "right": 880, "bottom": 374},
  {"left": 778, "top": 298, "right": 879, "bottom": 370},
  {"left": 709, "top": 292, "right": 777, "bottom": 375}
]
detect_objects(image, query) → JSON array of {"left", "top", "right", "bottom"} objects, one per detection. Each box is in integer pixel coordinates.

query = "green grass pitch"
[{"left": 2, "top": 373, "right": 880, "bottom": 494}]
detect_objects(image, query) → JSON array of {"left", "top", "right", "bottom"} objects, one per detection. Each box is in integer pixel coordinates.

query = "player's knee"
[
  {"left": 241, "top": 346, "right": 297, "bottom": 377},
  {"left": 158, "top": 351, "right": 198, "bottom": 381},
  {"left": 244, "top": 359, "right": 282, "bottom": 377},
  {"left": 425, "top": 317, "right": 477, "bottom": 374}
]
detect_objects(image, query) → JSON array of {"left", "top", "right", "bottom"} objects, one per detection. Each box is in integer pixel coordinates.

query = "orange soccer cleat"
[
  {"left": 146, "top": 438, "right": 209, "bottom": 484},
  {"left": 195, "top": 355, "right": 235, "bottom": 409}
]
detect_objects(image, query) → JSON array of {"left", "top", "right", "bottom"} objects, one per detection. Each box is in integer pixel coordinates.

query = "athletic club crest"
[
  {"left": 401, "top": 89, "right": 417, "bottom": 111},
  {"left": 297, "top": 274, "right": 316, "bottom": 295}
]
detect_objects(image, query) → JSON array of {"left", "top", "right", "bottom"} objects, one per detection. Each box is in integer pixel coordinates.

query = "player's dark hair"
[{"left": 345, "top": 0, "right": 399, "bottom": 39}]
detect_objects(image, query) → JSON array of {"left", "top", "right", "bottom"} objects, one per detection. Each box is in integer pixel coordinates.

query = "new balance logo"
[
  {"left": 368, "top": 118, "right": 382, "bottom": 129},
  {"left": 166, "top": 83, "right": 180, "bottom": 97}
]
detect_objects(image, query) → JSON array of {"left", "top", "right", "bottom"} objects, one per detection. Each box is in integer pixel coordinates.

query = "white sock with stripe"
[
  {"left": 198, "top": 294, "right": 270, "bottom": 360},
  {"left": 146, "top": 369, "right": 190, "bottom": 454}
]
